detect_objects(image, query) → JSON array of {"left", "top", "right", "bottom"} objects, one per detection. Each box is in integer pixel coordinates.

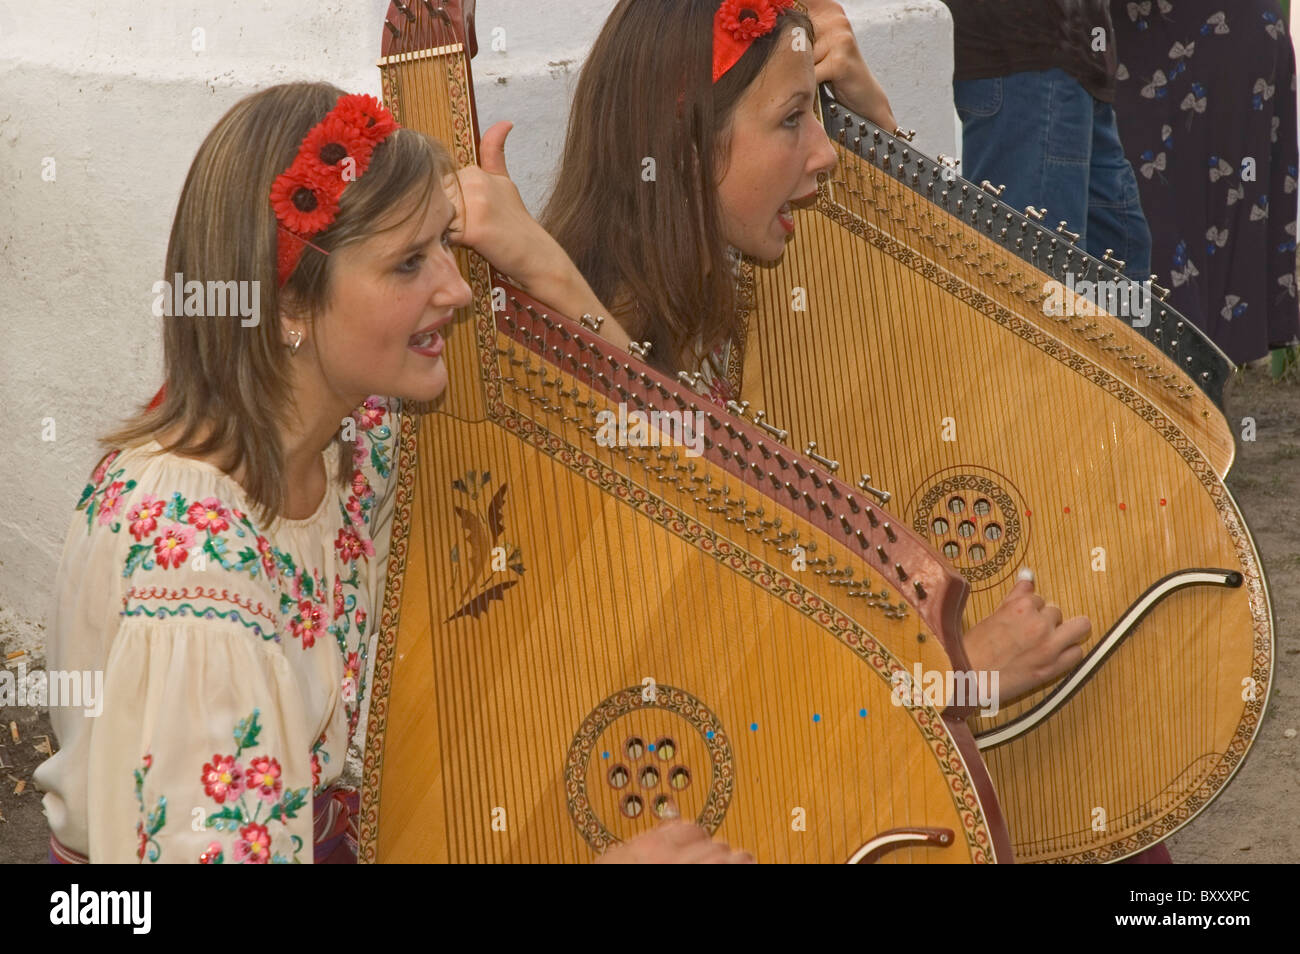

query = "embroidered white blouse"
[{"left": 33, "top": 397, "right": 400, "bottom": 863}]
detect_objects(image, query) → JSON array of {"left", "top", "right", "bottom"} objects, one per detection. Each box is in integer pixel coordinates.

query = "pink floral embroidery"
[
  {"left": 91, "top": 450, "right": 121, "bottom": 486},
  {"left": 98, "top": 481, "right": 127, "bottom": 526},
  {"left": 153, "top": 525, "right": 196, "bottom": 569},
  {"left": 246, "top": 755, "right": 283, "bottom": 803},
  {"left": 199, "top": 841, "right": 224, "bottom": 864},
  {"left": 334, "top": 523, "right": 372, "bottom": 563},
  {"left": 186, "top": 497, "right": 231, "bottom": 533},
  {"left": 234, "top": 822, "right": 272, "bottom": 864},
  {"left": 355, "top": 607, "right": 367, "bottom": 636},
  {"left": 201, "top": 754, "right": 245, "bottom": 803},
  {"left": 256, "top": 536, "right": 277, "bottom": 580},
  {"left": 290, "top": 599, "right": 325, "bottom": 648},
  {"left": 333, "top": 577, "right": 345, "bottom": 619},
  {"left": 354, "top": 396, "right": 386, "bottom": 430},
  {"left": 310, "top": 752, "right": 322, "bottom": 790},
  {"left": 127, "top": 495, "right": 165, "bottom": 542}
]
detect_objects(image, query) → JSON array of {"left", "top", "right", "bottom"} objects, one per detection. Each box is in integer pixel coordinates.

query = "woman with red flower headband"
[
  {"left": 541, "top": 0, "right": 1093, "bottom": 728},
  {"left": 33, "top": 80, "right": 611, "bottom": 864}
]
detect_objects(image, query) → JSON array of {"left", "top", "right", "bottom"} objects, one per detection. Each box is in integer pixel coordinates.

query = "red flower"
[
  {"left": 298, "top": 115, "right": 376, "bottom": 183},
  {"left": 355, "top": 607, "right": 367, "bottom": 636},
  {"left": 290, "top": 599, "right": 325, "bottom": 648},
  {"left": 153, "top": 525, "right": 196, "bottom": 569},
  {"left": 127, "top": 495, "right": 165, "bottom": 542},
  {"left": 186, "top": 497, "right": 231, "bottom": 533},
  {"left": 97, "top": 481, "right": 127, "bottom": 525},
  {"left": 717, "top": 0, "right": 788, "bottom": 41},
  {"left": 270, "top": 164, "right": 339, "bottom": 236},
  {"left": 201, "top": 754, "right": 244, "bottom": 803},
  {"left": 136, "top": 822, "right": 147, "bottom": 860},
  {"left": 245, "top": 755, "right": 283, "bottom": 803},
  {"left": 310, "top": 752, "right": 322, "bottom": 789},
  {"left": 333, "top": 93, "right": 399, "bottom": 139},
  {"left": 351, "top": 470, "right": 369, "bottom": 497},
  {"left": 234, "top": 823, "right": 271, "bottom": 864},
  {"left": 334, "top": 524, "right": 372, "bottom": 564},
  {"left": 333, "top": 576, "right": 345, "bottom": 619}
]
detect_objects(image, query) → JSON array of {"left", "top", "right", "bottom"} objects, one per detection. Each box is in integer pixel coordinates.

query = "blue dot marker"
[
  {"left": 706, "top": 730, "right": 715, "bottom": 739},
  {"left": 648, "top": 743, "right": 656, "bottom": 752},
  {"left": 813, "top": 713, "right": 821, "bottom": 722},
  {"left": 859, "top": 708, "right": 868, "bottom": 717},
  {"left": 601, "top": 751, "right": 609, "bottom": 759},
  {"left": 750, "top": 722, "right": 758, "bottom": 732}
]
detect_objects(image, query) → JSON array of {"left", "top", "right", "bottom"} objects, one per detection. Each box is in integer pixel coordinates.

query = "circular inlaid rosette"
[
  {"left": 565, "top": 685, "right": 733, "bottom": 853},
  {"left": 907, "top": 466, "right": 1028, "bottom": 589}
]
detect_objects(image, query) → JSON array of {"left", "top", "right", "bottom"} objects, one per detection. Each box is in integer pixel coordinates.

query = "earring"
[{"left": 288, "top": 329, "right": 304, "bottom": 356}]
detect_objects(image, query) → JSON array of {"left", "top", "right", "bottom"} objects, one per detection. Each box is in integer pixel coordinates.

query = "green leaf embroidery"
[{"left": 233, "top": 710, "right": 262, "bottom": 754}]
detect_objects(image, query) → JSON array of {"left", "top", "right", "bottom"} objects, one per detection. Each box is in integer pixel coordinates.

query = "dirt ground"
[{"left": 1, "top": 364, "right": 1296, "bottom": 864}]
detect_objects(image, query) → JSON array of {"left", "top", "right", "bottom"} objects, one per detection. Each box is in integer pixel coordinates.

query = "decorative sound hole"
[
  {"left": 909, "top": 469, "right": 1029, "bottom": 590},
  {"left": 567, "top": 684, "right": 733, "bottom": 853}
]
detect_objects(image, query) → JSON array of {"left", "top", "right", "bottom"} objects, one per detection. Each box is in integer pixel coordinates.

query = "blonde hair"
[{"left": 106, "top": 82, "right": 455, "bottom": 523}]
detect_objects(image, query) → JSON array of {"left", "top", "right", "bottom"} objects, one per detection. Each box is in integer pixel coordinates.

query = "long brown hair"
[
  {"left": 105, "top": 82, "right": 454, "bottom": 523},
  {"left": 542, "top": 0, "right": 813, "bottom": 376}
]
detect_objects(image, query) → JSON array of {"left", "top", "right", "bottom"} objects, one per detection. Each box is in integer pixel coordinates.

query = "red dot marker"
[
  {"left": 1063, "top": 507, "right": 1071, "bottom": 514},
  {"left": 1159, "top": 498, "right": 1167, "bottom": 506},
  {"left": 1025, "top": 509, "right": 1033, "bottom": 517},
  {"left": 1119, "top": 503, "right": 1127, "bottom": 511}
]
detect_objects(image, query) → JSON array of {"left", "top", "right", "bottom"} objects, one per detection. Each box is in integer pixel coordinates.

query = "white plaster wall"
[{"left": 0, "top": 0, "right": 954, "bottom": 622}]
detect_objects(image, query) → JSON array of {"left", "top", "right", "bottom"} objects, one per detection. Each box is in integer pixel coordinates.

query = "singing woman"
[{"left": 538, "top": 0, "right": 1093, "bottom": 704}]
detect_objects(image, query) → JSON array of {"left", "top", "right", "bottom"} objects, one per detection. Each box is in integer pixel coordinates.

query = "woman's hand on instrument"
[
  {"left": 962, "top": 571, "right": 1091, "bottom": 701},
  {"left": 595, "top": 820, "right": 755, "bottom": 864},
  {"left": 449, "top": 120, "right": 632, "bottom": 349},
  {"left": 804, "top": 0, "right": 899, "bottom": 132}
]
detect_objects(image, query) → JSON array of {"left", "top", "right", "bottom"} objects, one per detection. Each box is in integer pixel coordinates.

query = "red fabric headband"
[
  {"left": 271, "top": 93, "right": 400, "bottom": 286},
  {"left": 713, "top": 0, "right": 797, "bottom": 83}
]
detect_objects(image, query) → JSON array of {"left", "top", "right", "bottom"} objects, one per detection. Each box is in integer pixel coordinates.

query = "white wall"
[{"left": 0, "top": 0, "right": 954, "bottom": 623}]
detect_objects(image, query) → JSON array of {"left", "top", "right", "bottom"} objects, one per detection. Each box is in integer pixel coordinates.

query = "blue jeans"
[{"left": 954, "top": 69, "right": 1152, "bottom": 282}]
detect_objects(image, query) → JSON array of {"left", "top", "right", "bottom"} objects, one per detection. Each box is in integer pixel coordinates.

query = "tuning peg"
[
  {"left": 753, "top": 411, "right": 789, "bottom": 442},
  {"left": 1101, "top": 249, "right": 1127, "bottom": 272},
  {"left": 579, "top": 313, "right": 604, "bottom": 332},
  {"left": 627, "top": 341, "right": 652, "bottom": 359},
  {"left": 1025, "top": 206, "right": 1046, "bottom": 222},
  {"left": 979, "top": 180, "right": 1006, "bottom": 197},
  {"left": 1056, "top": 221, "right": 1081, "bottom": 243},
  {"left": 676, "top": 370, "right": 703, "bottom": 389},
  {"left": 894, "top": 127, "right": 917, "bottom": 142},
  {"left": 804, "top": 441, "right": 840, "bottom": 473},
  {"left": 858, "top": 475, "right": 892, "bottom": 506}
]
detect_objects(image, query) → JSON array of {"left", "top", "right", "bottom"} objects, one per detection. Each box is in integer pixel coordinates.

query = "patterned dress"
[
  {"left": 1112, "top": 0, "right": 1300, "bottom": 363},
  {"left": 32, "top": 398, "right": 400, "bottom": 863}
]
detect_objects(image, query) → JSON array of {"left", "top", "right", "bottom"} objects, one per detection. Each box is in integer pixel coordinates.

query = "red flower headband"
[
  {"left": 713, "top": 0, "right": 797, "bottom": 83},
  {"left": 270, "top": 93, "right": 400, "bottom": 286}
]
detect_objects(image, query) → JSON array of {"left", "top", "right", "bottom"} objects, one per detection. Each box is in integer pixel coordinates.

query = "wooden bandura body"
[
  {"left": 734, "top": 91, "right": 1273, "bottom": 862},
  {"left": 358, "top": 1, "right": 1012, "bottom": 864}
]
